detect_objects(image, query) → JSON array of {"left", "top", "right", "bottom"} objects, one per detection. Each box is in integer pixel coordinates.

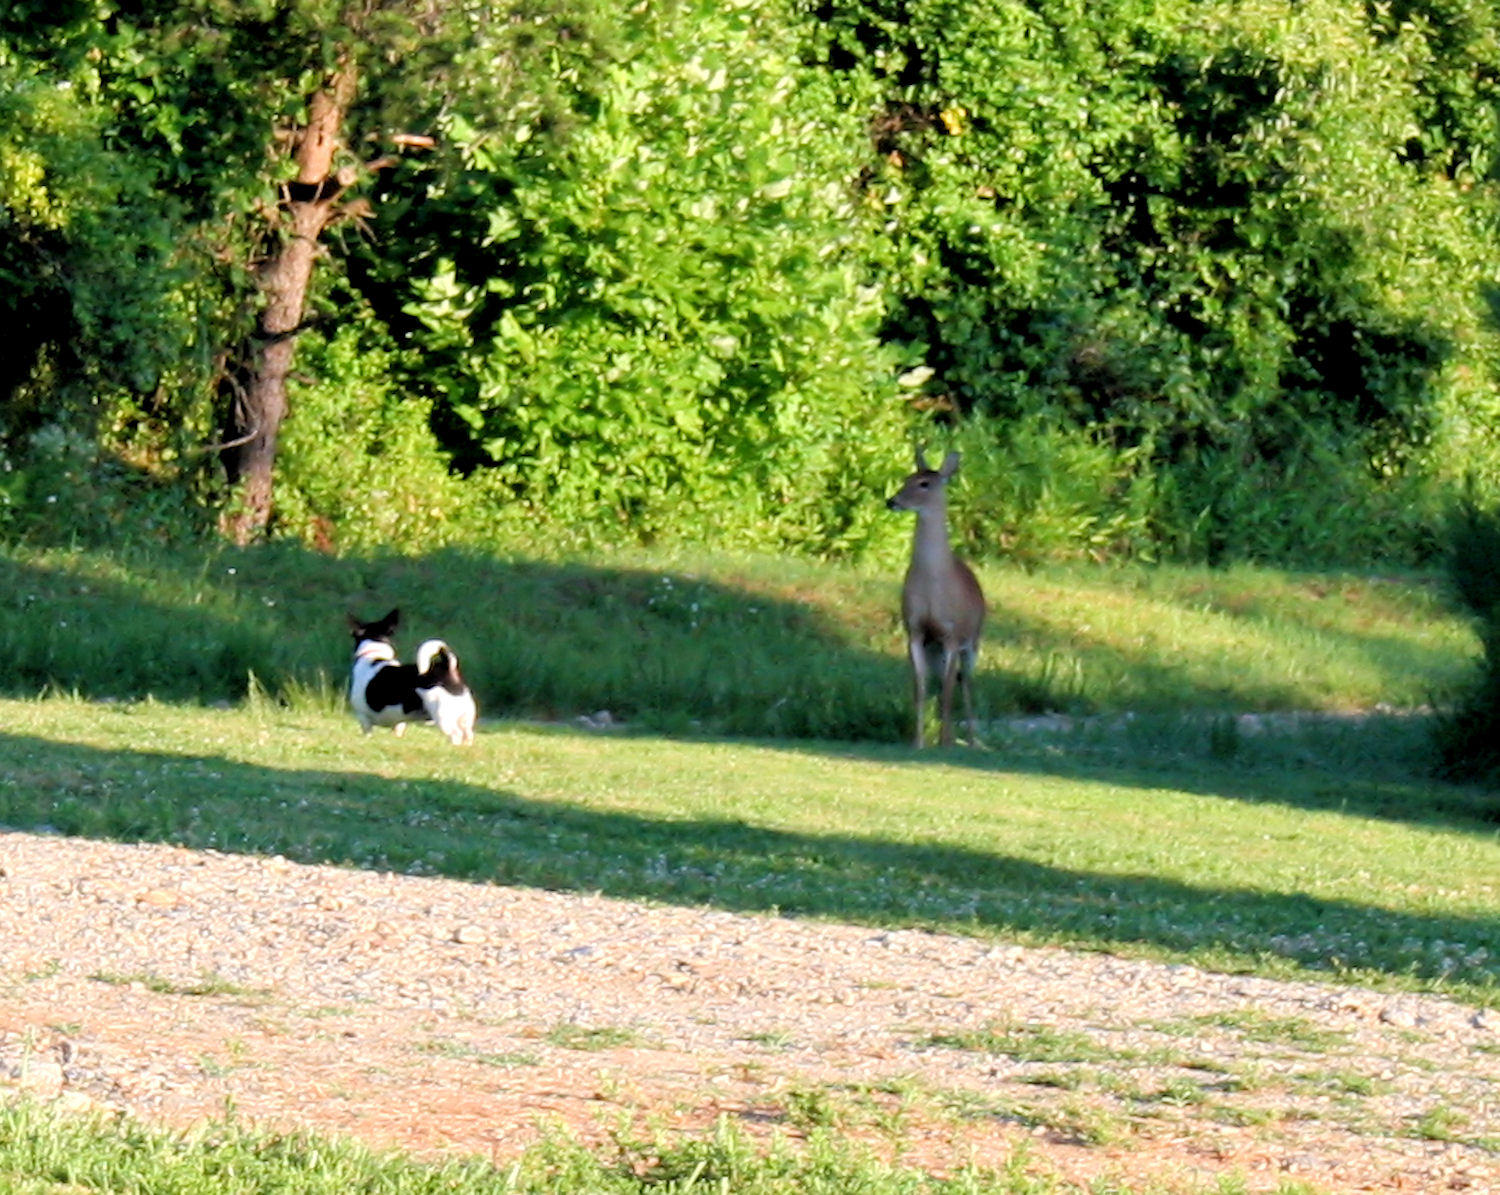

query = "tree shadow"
[
  {"left": 773, "top": 712, "right": 1500, "bottom": 834},
  {"left": 0, "top": 542, "right": 1470, "bottom": 745},
  {"left": 0, "top": 730, "right": 1493, "bottom": 993}
]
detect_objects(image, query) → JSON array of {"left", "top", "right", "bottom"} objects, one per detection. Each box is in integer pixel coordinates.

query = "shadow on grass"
[
  {"left": 0, "top": 541, "right": 1474, "bottom": 744},
  {"left": 0, "top": 545, "right": 921, "bottom": 738},
  {"left": 0, "top": 730, "right": 1494, "bottom": 996},
  {"left": 780, "top": 714, "right": 1500, "bottom": 830}
]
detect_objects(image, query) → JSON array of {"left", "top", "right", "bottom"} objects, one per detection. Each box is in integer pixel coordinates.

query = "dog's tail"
[{"left": 415, "top": 639, "right": 464, "bottom": 691}]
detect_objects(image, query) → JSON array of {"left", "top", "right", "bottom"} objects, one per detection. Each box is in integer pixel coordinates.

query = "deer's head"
[{"left": 886, "top": 449, "right": 961, "bottom": 514}]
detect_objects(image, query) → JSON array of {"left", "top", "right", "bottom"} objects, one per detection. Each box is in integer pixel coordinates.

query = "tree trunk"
[{"left": 221, "top": 66, "right": 356, "bottom": 545}]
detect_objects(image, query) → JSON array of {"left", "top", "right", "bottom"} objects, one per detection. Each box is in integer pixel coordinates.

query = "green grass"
[
  {"left": 0, "top": 1101, "right": 1033, "bottom": 1195},
  {"left": 0, "top": 540, "right": 1478, "bottom": 741},
  {"left": 0, "top": 694, "right": 1495, "bottom": 1005},
  {"left": 544, "top": 1023, "right": 643, "bottom": 1052},
  {"left": 87, "top": 970, "right": 271, "bottom": 1002},
  {"left": 1162, "top": 1012, "right": 1351, "bottom": 1054},
  {"left": 915, "top": 1024, "right": 1123, "bottom": 1065},
  {"left": 0, "top": 1098, "right": 1333, "bottom": 1194}
]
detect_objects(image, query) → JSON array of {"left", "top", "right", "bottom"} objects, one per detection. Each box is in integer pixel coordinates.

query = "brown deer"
[{"left": 886, "top": 449, "right": 986, "bottom": 748}]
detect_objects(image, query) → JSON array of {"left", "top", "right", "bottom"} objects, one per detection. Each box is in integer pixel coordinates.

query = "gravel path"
[{"left": 2, "top": 829, "right": 1497, "bottom": 1192}]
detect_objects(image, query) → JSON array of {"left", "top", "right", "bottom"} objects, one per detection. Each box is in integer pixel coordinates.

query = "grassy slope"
[{"left": 0, "top": 541, "right": 1478, "bottom": 740}]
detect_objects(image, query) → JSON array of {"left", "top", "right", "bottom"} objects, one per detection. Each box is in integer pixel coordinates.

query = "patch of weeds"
[
  {"left": 1097, "top": 1072, "right": 1151, "bottom": 1102},
  {"left": 932, "top": 1086, "right": 1002, "bottom": 1122},
  {"left": 1155, "top": 1076, "right": 1211, "bottom": 1107},
  {"left": 916, "top": 1021, "right": 1124, "bottom": 1064},
  {"left": 741, "top": 1029, "right": 794, "bottom": 1051},
  {"left": 89, "top": 970, "right": 270, "bottom": 1002},
  {"left": 418, "top": 1038, "right": 540, "bottom": 1068},
  {"left": 1413, "top": 1104, "right": 1469, "bottom": 1142},
  {"left": 1022, "top": 1068, "right": 1090, "bottom": 1091},
  {"left": 23, "top": 959, "right": 60, "bottom": 982},
  {"left": 819, "top": 1081, "right": 920, "bottom": 1137},
  {"left": 1210, "top": 1104, "right": 1278, "bottom": 1128},
  {"left": 781, "top": 1085, "right": 845, "bottom": 1129},
  {"left": 1140, "top": 1045, "right": 1238, "bottom": 1075},
  {"left": 1108, "top": 1074, "right": 1216, "bottom": 1110},
  {"left": 1295, "top": 1067, "right": 1389, "bottom": 1098},
  {"left": 1010, "top": 1097, "right": 1123, "bottom": 1147},
  {"left": 1170, "top": 1010, "right": 1350, "bottom": 1053},
  {"left": 544, "top": 1022, "right": 640, "bottom": 1052}
]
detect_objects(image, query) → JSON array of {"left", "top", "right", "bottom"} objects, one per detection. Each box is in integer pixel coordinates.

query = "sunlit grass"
[
  {"left": 0, "top": 695, "right": 1495, "bottom": 1006},
  {"left": 0, "top": 1100, "right": 1044, "bottom": 1195}
]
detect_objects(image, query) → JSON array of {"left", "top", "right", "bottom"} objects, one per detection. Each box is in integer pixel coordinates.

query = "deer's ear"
[
  {"left": 914, "top": 444, "right": 931, "bottom": 472},
  {"left": 939, "top": 451, "right": 961, "bottom": 479}
]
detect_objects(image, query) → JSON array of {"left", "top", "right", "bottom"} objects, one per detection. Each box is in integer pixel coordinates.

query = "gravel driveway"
[{"left": 2, "top": 830, "right": 1497, "bottom": 1192}]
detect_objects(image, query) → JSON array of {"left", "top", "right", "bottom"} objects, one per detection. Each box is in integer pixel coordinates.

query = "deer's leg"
[
  {"left": 959, "top": 644, "right": 982, "bottom": 747},
  {"left": 908, "top": 635, "right": 928, "bottom": 749},
  {"left": 939, "top": 644, "right": 961, "bottom": 747}
]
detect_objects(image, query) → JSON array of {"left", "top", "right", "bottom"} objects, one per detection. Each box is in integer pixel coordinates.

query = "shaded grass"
[
  {"left": 0, "top": 697, "right": 1495, "bottom": 1006},
  {"left": 0, "top": 540, "right": 1477, "bottom": 742}
]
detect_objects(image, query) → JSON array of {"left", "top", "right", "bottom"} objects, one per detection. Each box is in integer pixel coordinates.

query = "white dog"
[{"left": 414, "top": 637, "right": 477, "bottom": 746}]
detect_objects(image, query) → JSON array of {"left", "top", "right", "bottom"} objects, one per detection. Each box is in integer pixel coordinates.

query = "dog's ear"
[
  {"left": 382, "top": 608, "right": 401, "bottom": 632},
  {"left": 347, "top": 612, "right": 364, "bottom": 634}
]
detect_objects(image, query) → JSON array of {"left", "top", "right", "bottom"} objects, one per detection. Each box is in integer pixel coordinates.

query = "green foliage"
[
  {"left": 0, "top": 422, "right": 211, "bottom": 547},
  {"left": 0, "top": 34, "right": 199, "bottom": 433},
  {"left": 394, "top": 0, "right": 909, "bottom": 557},
  {"left": 1434, "top": 496, "right": 1500, "bottom": 785},
  {"left": 6, "top": 0, "right": 1500, "bottom": 564},
  {"left": 807, "top": 0, "right": 1500, "bottom": 565},
  {"left": 943, "top": 420, "right": 1162, "bottom": 564},
  {"left": 274, "top": 323, "right": 486, "bottom": 552}
]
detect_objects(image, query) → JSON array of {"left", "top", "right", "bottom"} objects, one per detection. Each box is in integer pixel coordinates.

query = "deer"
[{"left": 886, "top": 448, "right": 986, "bottom": 748}]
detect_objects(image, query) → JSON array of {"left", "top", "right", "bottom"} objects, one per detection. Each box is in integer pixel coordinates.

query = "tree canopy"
[{"left": 2, "top": 0, "right": 1498, "bottom": 564}]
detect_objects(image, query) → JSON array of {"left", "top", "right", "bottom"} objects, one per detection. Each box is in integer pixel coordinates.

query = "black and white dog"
[{"left": 348, "top": 608, "right": 477, "bottom": 746}]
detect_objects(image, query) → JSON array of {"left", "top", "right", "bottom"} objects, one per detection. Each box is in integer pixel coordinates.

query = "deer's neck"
[{"left": 909, "top": 506, "right": 957, "bottom": 576}]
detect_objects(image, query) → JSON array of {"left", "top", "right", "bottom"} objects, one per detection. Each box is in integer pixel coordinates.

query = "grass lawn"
[
  {"left": 0, "top": 693, "right": 1494, "bottom": 1006},
  {"left": 0, "top": 1099, "right": 1287, "bottom": 1195}
]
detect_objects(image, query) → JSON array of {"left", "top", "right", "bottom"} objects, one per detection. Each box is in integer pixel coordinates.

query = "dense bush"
[
  {"left": 3, "top": 0, "right": 1499, "bottom": 565},
  {"left": 806, "top": 0, "right": 1500, "bottom": 563},
  {"left": 383, "top": 0, "right": 911, "bottom": 558}
]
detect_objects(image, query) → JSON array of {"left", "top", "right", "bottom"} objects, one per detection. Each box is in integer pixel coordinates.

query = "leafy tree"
[
  {"left": 386, "top": 0, "right": 910, "bottom": 556},
  {"left": 0, "top": 3, "right": 192, "bottom": 440},
  {"left": 802, "top": 0, "right": 1500, "bottom": 562},
  {"left": 3, "top": 0, "right": 608, "bottom": 543},
  {"left": 97, "top": 0, "right": 499, "bottom": 543}
]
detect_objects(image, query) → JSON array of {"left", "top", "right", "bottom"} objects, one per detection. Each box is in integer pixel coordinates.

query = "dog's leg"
[{"left": 394, "top": 722, "right": 406, "bottom": 738}]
